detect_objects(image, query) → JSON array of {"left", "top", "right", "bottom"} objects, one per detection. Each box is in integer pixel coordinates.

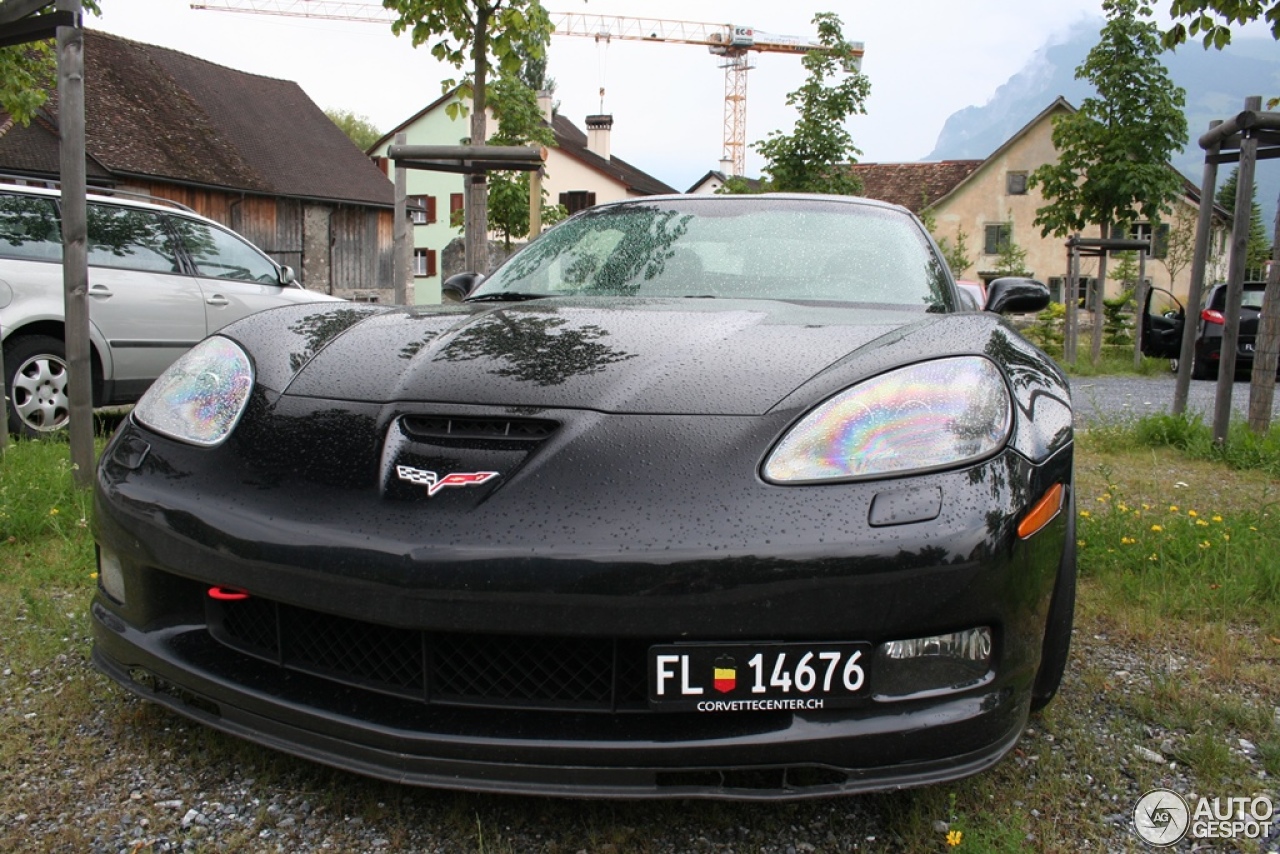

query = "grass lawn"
[{"left": 2, "top": 420, "right": 1278, "bottom": 852}]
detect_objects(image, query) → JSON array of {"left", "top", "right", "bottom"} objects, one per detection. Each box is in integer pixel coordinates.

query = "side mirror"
[
  {"left": 442, "top": 272, "right": 484, "bottom": 302},
  {"left": 279, "top": 264, "right": 297, "bottom": 286},
  {"left": 985, "top": 277, "right": 1050, "bottom": 314}
]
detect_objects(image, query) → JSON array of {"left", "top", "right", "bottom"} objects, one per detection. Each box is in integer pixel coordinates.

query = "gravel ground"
[
  {"left": 7, "top": 616, "right": 1277, "bottom": 853},
  {"left": 1070, "top": 373, "right": 1280, "bottom": 426}
]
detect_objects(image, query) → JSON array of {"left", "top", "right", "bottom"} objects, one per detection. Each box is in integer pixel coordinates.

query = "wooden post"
[
  {"left": 57, "top": 0, "right": 91, "bottom": 487},
  {"left": 392, "top": 132, "right": 408, "bottom": 306},
  {"left": 1065, "top": 238, "right": 1079, "bottom": 365},
  {"left": 1173, "top": 120, "right": 1221, "bottom": 417},
  {"left": 1134, "top": 250, "right": 1147, "bottom": 370},
  {"left": 528, "top": 165, "right": 542, "bottom": 239},
  {"left": 1212, "top": 97, "right": 1261, "bottom": 446}
]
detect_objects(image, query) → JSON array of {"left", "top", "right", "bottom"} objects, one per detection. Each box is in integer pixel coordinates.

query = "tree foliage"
[
  {"left": 383, "top": 0, "right": 551, "bottom": 124},
  {"left": 918, "top": 206, "right": 973, "bottom": 277},
  {"left": 383, "top": 0, "right": 552, "bottom": 271},
  {"left": 324, "top": 108, "right": 382, "bottom": 152},
  {"left": 1030, "top": 0, "right": 1187, "bottom": 364},
  {"left": 1030, "top": 0, "right": 1188, "bottom": 240},
  {"left": 486, "top": 70, "right": 559, "bottom": 247},
  {"left": 1216, "top": 167, "right": 1274, "bottom": 272},
  {"left": 754, "top": 12, "right": 869, "bottom": 195},
  {"left": 992, "top": 218, "right": 1032, "bottom": 278},
  {"left": 0, "top": 3, "right": 101, "bottom": 124},
  {"left": 1163, "top": 0, "right": 1280, "bottom": 47}
]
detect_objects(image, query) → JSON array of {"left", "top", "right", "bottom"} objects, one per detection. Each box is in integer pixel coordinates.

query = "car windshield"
[{"left": 470, "top": 197, "right": 951, "bottom": 310}]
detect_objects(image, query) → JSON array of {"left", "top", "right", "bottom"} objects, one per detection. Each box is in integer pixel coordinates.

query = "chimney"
[
  {"left": 537, "top": 89, "right": 553, "bottom": 126},
  {"left": 719, "top": 157, "right": 734, "bottom": 177},
  {"left": 586, "top": 114, "right": 613, "bottom": 160}
]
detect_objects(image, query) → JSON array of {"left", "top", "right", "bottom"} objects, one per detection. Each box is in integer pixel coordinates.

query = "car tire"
[
  {"left": 1030, "top": 495, "right": 1076, "bottom": 713},
  {"left": 4, "top": 335, "right": 72, "bottom": 438},
  {"left": 1191, "top": 355, "right": 1215, "bottom": 381}
]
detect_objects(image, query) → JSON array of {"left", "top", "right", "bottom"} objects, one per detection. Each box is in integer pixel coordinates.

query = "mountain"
[{"left": 926, "top": 23, "right": 1280, "bottom": 235}]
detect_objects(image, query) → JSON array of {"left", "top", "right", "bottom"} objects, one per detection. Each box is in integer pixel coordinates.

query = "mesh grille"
[{"left": 206, "top": 595, "right": 650, "bottom": 712}]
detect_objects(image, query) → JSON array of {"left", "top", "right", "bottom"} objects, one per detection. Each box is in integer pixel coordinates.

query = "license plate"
[{"left": 648, "top": 642, "right": 871, "bottom": 712}]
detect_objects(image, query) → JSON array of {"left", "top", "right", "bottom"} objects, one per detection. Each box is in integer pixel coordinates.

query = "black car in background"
[
  {"left": 1141, "top": 281, "right": 1269, "bottom": 379},
  {"left": 91, "top": 194, "right": 1074, "bottom": 800}
]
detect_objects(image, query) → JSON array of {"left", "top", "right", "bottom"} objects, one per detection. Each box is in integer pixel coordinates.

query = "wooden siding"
[{"left": 332, "top": 205, "right": 394, "bottom": 290}]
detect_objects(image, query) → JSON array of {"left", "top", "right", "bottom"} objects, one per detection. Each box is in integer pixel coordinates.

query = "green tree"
[
  {"left": 1216, "top": 167, "right": 1273, "bottom": 274},
  {"left": 1163, "top": 0, "right": 1280, "bottom": 47},
  {"left": 324, "top": 108, "right": 382, "bottom": 152},
  {"left": 918, "top": 206, "right": 973, "bottom": 278},
  {"left": 0, "top": 3, "right": 100, "bottom": 123},
  {"left": 383, "top": 0, "right": 552, "bottom": 272},
  {"left": 1029, "top": 0, "right": 1188, "bottom": 364},
  {"left": 486, "top": 70, "right": 558, "bottom": 247},
  {"left": 992, "top": 218, "right": 1031, "bottom": 278},
  {"left": 754, "top": 12, "right": 869, "bottom": 195}
]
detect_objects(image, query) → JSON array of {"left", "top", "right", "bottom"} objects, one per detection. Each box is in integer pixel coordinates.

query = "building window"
[
  {"left": 413, "top": 248, "right": 437, "bottom": 278},
  {"left": 559, "top": 191, "right": 597, "bottom": 216},
  {"left": 983, "top": 223, "right": 1012, "bottom": 255},
  {"left": 1006, "top": 172, "right": 1028, "bottom": 195},
  {"left": 408, "top": 195, "right": 437, "bottom": 225}
]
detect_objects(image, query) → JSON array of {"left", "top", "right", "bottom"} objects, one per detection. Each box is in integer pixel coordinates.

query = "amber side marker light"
[{"left": 1017, "top": 483, "right": 1065, "bottom": 540}]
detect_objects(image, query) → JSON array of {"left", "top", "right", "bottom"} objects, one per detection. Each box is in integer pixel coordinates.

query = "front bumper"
[{"left": 91, "top": 417, "right": 1071, "bottom": 799}]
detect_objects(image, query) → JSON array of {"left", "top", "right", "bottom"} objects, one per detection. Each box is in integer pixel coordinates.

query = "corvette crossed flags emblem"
[{"left": 396, "top": 465, "right": 499, "bottom": 496}]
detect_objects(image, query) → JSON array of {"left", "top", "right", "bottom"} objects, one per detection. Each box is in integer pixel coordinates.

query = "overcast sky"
[{"left": 91, "top": 1, "right": 1262, "bottom": 192}]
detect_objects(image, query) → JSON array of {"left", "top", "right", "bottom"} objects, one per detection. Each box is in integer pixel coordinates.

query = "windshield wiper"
[{"left": 465, "top": 292, "right": 547, "bottom": 303}]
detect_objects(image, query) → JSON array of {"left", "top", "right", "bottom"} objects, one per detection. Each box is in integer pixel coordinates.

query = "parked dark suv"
[
  {"left": 1, "top": 184, "right": 343, "bottom": 437},
  {"left": 1140, "top": 281, "right": 1269, "bottom": 380}
]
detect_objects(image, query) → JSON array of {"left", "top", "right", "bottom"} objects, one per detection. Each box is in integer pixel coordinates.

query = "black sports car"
[{"left": 92, "top": 194, "right": 1075, "bottom": 800}]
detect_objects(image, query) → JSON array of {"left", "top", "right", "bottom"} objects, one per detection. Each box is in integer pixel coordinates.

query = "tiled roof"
[
  {"left": 849, "top": 160, "right": 984, "bottom": 212},
  {"left": 0, "top": 112, "right": 112, "bottom": 179},
  {"left": 551, "top": 114, "right": 677, "bottom": 196},
  {"left": 0, "top": 30, "right": 392, "bottom": 207}
]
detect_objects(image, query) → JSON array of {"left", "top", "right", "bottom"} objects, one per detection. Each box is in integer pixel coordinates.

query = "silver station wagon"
[{"left": 0, "top": 184, "right": 342, "bottom": 437}]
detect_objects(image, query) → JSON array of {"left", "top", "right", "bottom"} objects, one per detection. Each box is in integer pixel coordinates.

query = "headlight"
[
  {"left": 763, "top": 356, "right": 1011, "bottom": 483},
  {"left": 133, "top": 336, "right": 253, "bottom": 447}
]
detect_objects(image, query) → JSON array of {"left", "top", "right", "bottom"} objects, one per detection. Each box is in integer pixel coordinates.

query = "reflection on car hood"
[{"left": 234, "top": 298, "right": 948, "bottom": 416}]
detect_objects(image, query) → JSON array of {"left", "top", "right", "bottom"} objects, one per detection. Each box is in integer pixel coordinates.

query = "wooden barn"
[{"left": 0, "top": 29, "right": 394, "bottom": 300}]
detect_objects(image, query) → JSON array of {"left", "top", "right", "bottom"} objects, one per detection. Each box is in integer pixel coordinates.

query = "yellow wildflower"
[
  {"left": 1151, "top": 524, "right": 1163, "bottom": 532},
  {"left": 1121, "top": 536, "right": 1136, "bottom": 545},
  {"left": 1169, "top": 505, "right": 1179, "bottom": 512},
  {"left": 947, "top": 830, "right": 964, "bottom": 847},
  {"left": 1080, "top": 510, "right": 1092, "bottom": 518},
  {"left": 1195, "top": 519, "right": 1209, "bottom": 527},
  {"left": 49, "top": 507, "right": 59, "bottom": 516},
  {"left": 1188, "top": 509, "right": 1198, "bottom": 517},
  {"left": 1212, "top": 515, "right": 1223, "bottom": 523}
]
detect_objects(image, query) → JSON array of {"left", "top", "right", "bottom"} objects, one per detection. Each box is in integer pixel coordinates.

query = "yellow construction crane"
[{"left": 190, "top": 2, "right": 864, "bottom": 176}]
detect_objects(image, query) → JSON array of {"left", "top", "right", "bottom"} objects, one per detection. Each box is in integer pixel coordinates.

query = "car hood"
[{"left": 237, "top": 298, "right": 944, "bottom": 416}]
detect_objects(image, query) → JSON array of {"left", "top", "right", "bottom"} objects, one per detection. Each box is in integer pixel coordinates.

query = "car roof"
[
  {"left": 595, "top": 192, "right": 916, "bottom": 217},
  {"left": 0, "top": 182, "right": 208, "bottom": 221}
]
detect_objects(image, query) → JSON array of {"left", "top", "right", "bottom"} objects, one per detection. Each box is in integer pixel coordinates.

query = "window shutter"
[
  {"left": 427, "top": 249, "right": 438, "bottom": 278},
  {"left": 427, "top": 196, "right": 438, "bottom": 224}
]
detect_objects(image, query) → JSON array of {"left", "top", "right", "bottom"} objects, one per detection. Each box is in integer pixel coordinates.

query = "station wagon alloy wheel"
[{"left": 4, "top": 335, "right": 70, "bottom": 436}]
